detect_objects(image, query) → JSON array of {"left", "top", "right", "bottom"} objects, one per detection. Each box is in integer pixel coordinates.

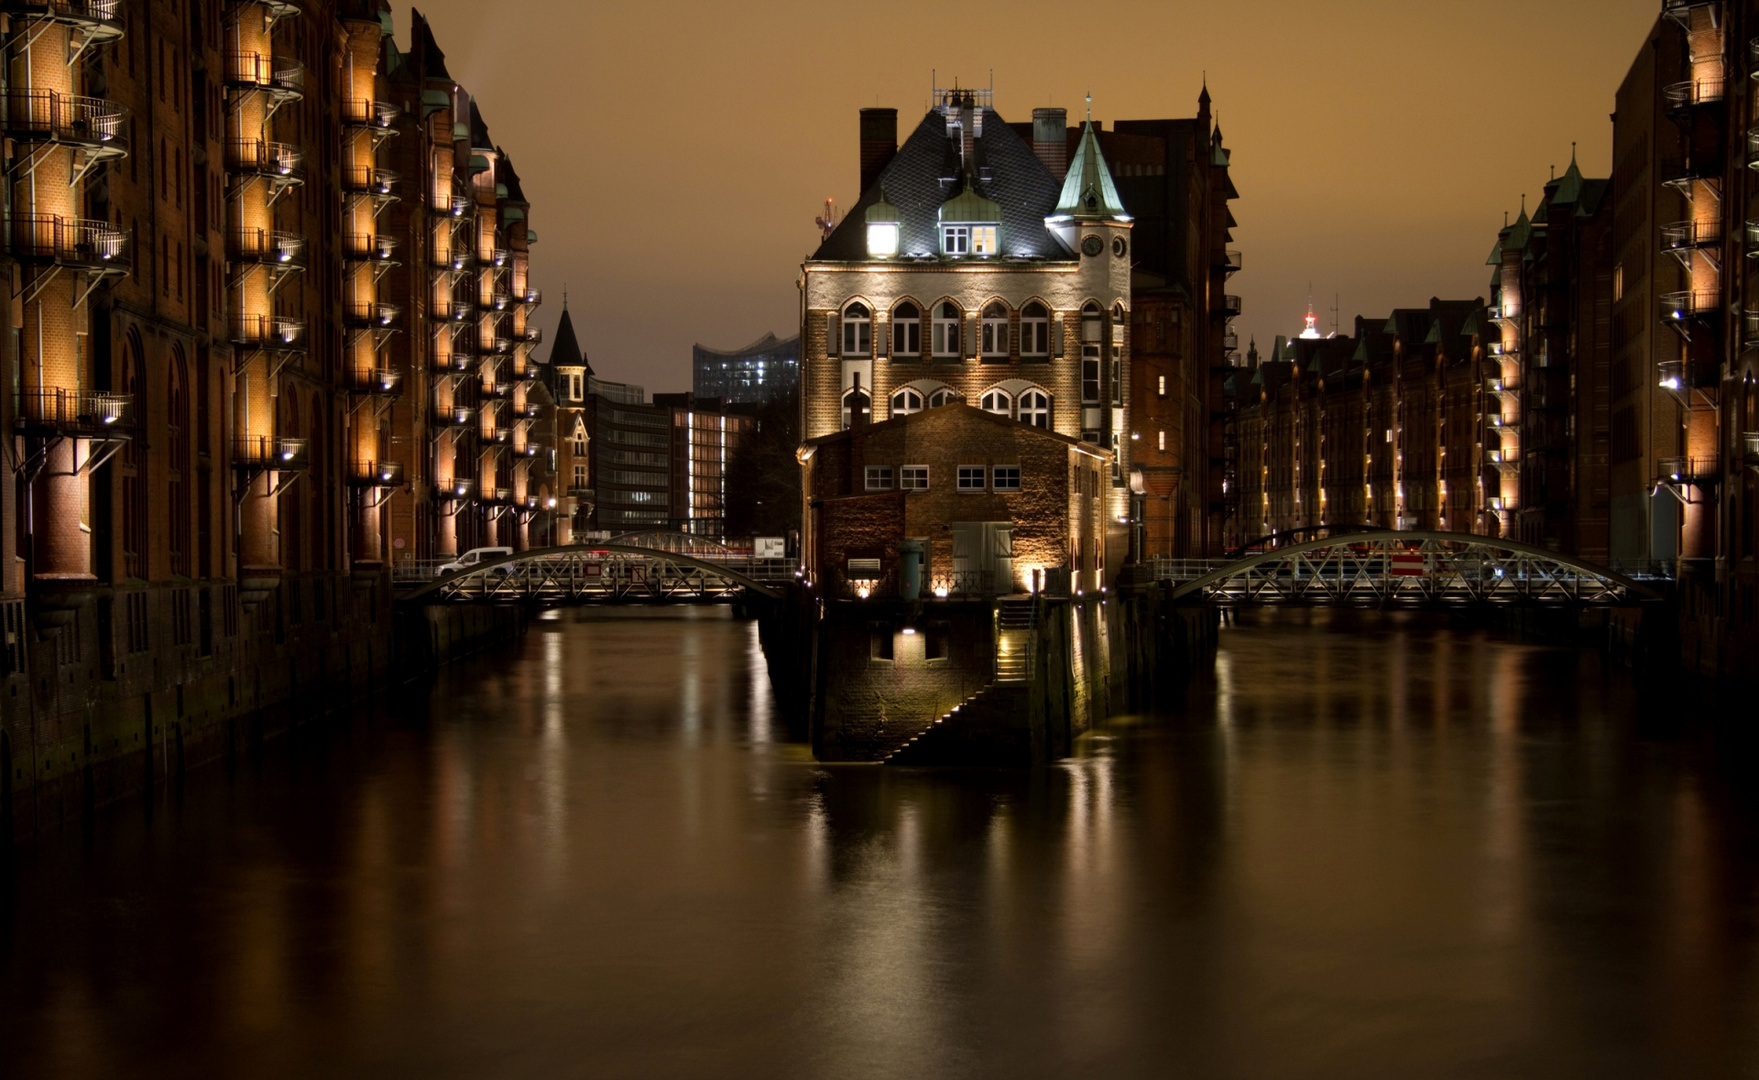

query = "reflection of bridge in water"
[
  {"left": 1153, "top": 531, "right": 1663, "bottom": 606},
  {"left": 395, "top": 543, "right": 789, "bottom": 604}
]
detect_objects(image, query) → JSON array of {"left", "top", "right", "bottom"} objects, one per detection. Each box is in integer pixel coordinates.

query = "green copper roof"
[
  {"left": 1486, "top": 239, "right": 1504, "bottom": 265},
  {"left": 1353, "top": 337, "right": 1369, "bottom": 362},
  {"left": 1424, "top": 319, "right": 1444, "bottom": 344},
  {"left": 865, "top": 189, "right": 902, "bottom": 224},
  {"left": 939, "top": 185, "right": 1001, "bottom": 223},
  {"left": 1553, "top": 149, "right": 1585, "bottom": 206},
  {"left": 1505, "top": 207, "right": 1533, "bottom": 251},
  {"left": 1053, "top": 121, "right": 1129, "bottom": 221}
]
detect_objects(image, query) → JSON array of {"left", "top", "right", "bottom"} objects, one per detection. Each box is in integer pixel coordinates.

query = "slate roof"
[
  {"left": 811, "top": 107, "right": 1069, "bottom": 262},
  {"left": 548, "top": 303, "right": 588, "bottom": 374}
]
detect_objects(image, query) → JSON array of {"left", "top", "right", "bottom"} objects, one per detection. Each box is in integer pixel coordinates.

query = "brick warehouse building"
[
  {"left": 0, "top": 0, "right": 552, "bottom": 827},
  {"left": 799, "top": 87, "right": 1129, "bottom": 589},
  {"left": 801, "top": 403, "right": 1110, "bottom": 598}
]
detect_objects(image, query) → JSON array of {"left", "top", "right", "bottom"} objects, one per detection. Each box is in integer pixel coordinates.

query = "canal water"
[{"left": 4, "top": 607, "right": 1758, "bottom": 1078}]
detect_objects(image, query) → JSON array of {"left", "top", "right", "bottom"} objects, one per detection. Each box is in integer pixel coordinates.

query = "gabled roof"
[
  {"left": 1053, "top": 121, "right": 1129, "bottom": 221},
  {"left": 811, "top": 108, "right": 1066, "bottom": 261}
]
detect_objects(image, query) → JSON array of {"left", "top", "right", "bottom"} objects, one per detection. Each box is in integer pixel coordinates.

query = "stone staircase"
[
  {"left": 995, "top": 598, "right": 1036, "bottom": 683},
  {"left": 883, "top": 683, "right": 1031, "bottom": 766}
]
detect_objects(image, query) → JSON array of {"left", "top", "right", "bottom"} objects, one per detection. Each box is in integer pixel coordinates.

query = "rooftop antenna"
[
  {"left": 1085, "top": 90, "right": 1092, "bottom": 123},
  {"left": 814, "top": 197, "right": 838, "bottom": 240},
  {"left": 1331, "top": 293, "right": 1341, "bottom": 336}
]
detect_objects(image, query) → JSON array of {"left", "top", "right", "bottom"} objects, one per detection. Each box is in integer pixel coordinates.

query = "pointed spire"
[
  {"left": 548, "top": 302, "right": 587, "bottom": 374},
  {"left": 1199, "top": 76, "right": 1211, "bottom": 107},
  {"left": 1051, "top": 119, "right": 1130, "bottom": 222},
  {"left": 1553, "top": 142, "right": 1586, "bottom": 205},
  {"left": 1084, "top": 89, "right": 1092, "bottom": 123}
]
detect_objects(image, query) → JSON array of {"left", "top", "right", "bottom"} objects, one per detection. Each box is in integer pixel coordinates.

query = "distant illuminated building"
[{"left": 693, "top": 333, "right": 800, "bottom": 407}]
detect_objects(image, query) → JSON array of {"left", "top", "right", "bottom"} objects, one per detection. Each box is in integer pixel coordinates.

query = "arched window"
[
  {"left": 980, "top": 301, "right": 1009, "bottom": 358},
  {"left": 933, "top": 301, "right": 961, "bottom": 358},
  {"left": 927, "top": 387, "right": 958, "bottom": 408},
  {"left": 980, "top": 389, "right": 1012, "bottom": 416},
  {"left": 890, "top": 387, "right": 923, "bottom": 417},
  {"left": 1019, "top": 389, "right": 1051, "bottom": 429},
  {"left": 893, "top": 302, "right": 921, "bottom": 358},
  {"left": 841, "top": 302, "right": 871, "bottom": 356},
  {"left": 1113, "top": 300, "right": 1127, "bottom": 324},
  {"left": 841, "top": 387, "right": 870, "bottom": 429},
  {"left": 1021, "top": 301, "right": 1049, "bottom": 357}
]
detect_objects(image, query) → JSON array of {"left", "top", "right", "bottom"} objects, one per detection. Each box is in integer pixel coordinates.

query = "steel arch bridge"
[
  {"left": 396, "top": 545, "right": 786, "bottom": 604},
  {"left": 1170, "top": 531, "right": 1662, "bottom": 606}
]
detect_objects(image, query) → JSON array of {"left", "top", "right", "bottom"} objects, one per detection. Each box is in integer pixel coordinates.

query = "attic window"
[{"left": 942, "top": 225, "right": 970, "bottom": 256}]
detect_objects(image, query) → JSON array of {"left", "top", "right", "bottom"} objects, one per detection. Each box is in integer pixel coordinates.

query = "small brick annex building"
[{"left": 801, "top": 403, "right": 1110, "bottom": 598}]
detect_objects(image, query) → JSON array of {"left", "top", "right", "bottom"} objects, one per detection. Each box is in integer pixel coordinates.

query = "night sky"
[{"left": 407, "top": 0, "right": 1657, "bottom": 391}]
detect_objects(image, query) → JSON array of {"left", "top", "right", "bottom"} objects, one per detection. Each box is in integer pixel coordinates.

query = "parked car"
[{"left": 437, "top": 546, "right": 514, "bottom": 576}]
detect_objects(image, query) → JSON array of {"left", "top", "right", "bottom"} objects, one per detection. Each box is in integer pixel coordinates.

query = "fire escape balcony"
[
  {"left": 517, "top": 325, "right": 543, "bottom": 345},
  {"left": 230, "top": 314, "right": 305, "bottom": 350},
  {"left": 431, "top": 247, "right": 469, "bottom": 272},
  {"left": 515, "top": 399, "right": 544, "bottom": 420},
  {"left": 1486, "top": 376, "right": 1521, "bottom": 398},
  {"left": 9, "top": 214, "right": 128, "bottom": 273},
  {"left": 0, "top": 0, "right": 125, "bottom": 41},
  {"left": 341, "top": 232, "right": 398, "bottom": 263},
  {"left": 431, "top": 346, "right": 472, "bottom": 374},
  {"left": 482, "top": 287, "right": 511, "bottom": 312},
  {"left": 1222, "top": 330, "right": 1239, "bottom": 352},
  {"left": 347, "top": 460, "right": 403, "bottom": 490},
  {"left": 1740, "top": 430, "right": 1759, "bottom": 470},
  {"left": 344, "top": 366, "right": 401, "bottom": 396},
  {"left": 482, "top": 381, "right": 512, "bottom": 400},
  {"left": 485, "top": 246, "right": 509, "bottom": 268},
  {"left": 224, "top": 52, "right": 303, "bottom": 103},
  {"left": 517, "top": 286, "right": 542, "bottom": 307},
  {"left": 433, "top": 405, "right": 475, "bottom": 429},
  {"left": 233, "top": 434, "right": 308, "bottom": 470},
  {"left": 1, "top": 89, "right": 127, "bottom": 162},
  {"left": 341, "top": 97, "right": 399, "bottom": 130},
  {"left": 1655, "top": 456, "right": 1720, "bottom": 504},
  {"left": 13, "top": 388, "right": 131, "bottom": 436},
  {"left": 479, "top": 487, "right": 514, "bottom": 506},
  {"left": 1660, "top": 289, "right": 1721, "bottom": 323},
  {"left": 343, "top": 300, "right": 400, "bottom": 329},
  {"left": 513, "top": 363, "right": 542, "bottom": 382},
  {"left": 436, "top": 478, "right": 474, "bottom": 502},
  {"left": 1661, "top": 220, "right": 1724, "bottom": 250},
  {"left": 1213, "top": 248, "right": 1243, "bottom": 275},
  {"left": 342, "top": 165, "right": 398, "bottom": 198},
  {"left": 229, "top": 227, "right": 305, "bottom": 269},
  {"left": 514, "top": 441, "right": 544, "bottom": 459},
  {"left": 226, "top": 138, "right": 303, "bottom": 186},
  {"left": 1660, "top": 158, "right": 1722, "bottom": 197},
  {"left": 1220, "top": 294, "right": 1243, "bottom": 318},
  {"left": 1743, "top": 310, "right": 1759, "bottom": 350},
  {"left": 1664, "top": 77, "right": 1725, "bottom": 111}
]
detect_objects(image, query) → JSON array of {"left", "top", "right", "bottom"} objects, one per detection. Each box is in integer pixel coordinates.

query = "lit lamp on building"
[{"left": 865, "top": 191, "right": 901, "bottom": 258}]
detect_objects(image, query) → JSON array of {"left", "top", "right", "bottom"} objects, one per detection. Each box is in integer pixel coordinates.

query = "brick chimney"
[
  {"left": 1033, "top": 107, "right": 1067, "bottom": 179},
  {"left": 859, "top": 108, "right": 898, "bottom": 195}
]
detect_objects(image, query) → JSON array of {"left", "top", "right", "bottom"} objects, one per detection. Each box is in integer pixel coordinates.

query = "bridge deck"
[{"left": 395, "top": 546, "right": 792, "bottom": 604}]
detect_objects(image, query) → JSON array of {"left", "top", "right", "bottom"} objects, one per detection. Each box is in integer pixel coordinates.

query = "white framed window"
[
  {"left": 1082, "top": 346, "right": 1101, "bottom": 403},
  {"left": 942, "top": 226, "right": 969, "bottom": 255},
  {"left": 970, "top": 225, "right": 998, "bottom": 255},
  {"left": 957, "top": 465, "right": 985, "bottom": 492},
  {"left": 993, "top": 466, "right": 1021, "bottom": 492},
  {"left": 572, "top": 463, "right": 588, "bottom": 489},
  {"left": 865, "top": 466, "right": 893, "bottom": 491},
  {"left": 933, "top": 301, "right": 961, "bottom": 357},
  {"left": 893, "top": 302, "right": 921, "bottom": 357},
  {"left": 841, "top": 302, "right": 871, "bottom": 356},
  {"left": 841, "top": 388, "right": 870, "bottom": 430},
  {"left": 980, "top": 389, "right": 1011, "bottom": 416},
  {"left": 890, "top": 387, "right": 923, "bottom": 417},
  {"left": 1021, "top": 301, "right": 1049, "bottom": 357},
  {"left": 980, "top": 301, "right": 1009, "bottom": 357},
  {"left": 927, "top": 388, "right": 958, "bottom": 408},
  {"left": 900, "top": 465, "right": 929, "bottom": 491},
  {"left": 1019, "top": 389, "right": 1051, "bottom": 429}
]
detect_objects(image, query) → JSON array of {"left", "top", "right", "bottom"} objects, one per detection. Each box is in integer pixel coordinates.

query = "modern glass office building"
[{"left": 692, "top": 332, "right": 800, "bottom": 406}]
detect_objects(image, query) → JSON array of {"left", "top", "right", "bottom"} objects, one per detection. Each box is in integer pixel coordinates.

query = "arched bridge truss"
[
  {"left": 397, "top": 545, "right": 787, "bottom": 604},
  {"left": 1170, "top": 531, "right": 1661, "bottom": 606}
]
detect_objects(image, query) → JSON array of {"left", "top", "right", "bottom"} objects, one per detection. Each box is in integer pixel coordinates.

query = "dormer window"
[
  {"left": 942, "top": 225, "right": 969, "bottom": 256},
  {"left": 865, "top": 190, "right": 902, "bottom": 258},
  {"left": 970, "top": 225, "right": 997, "bottom": 255},
  {"left": 841, "top": 303, "right": 871, "bottom": 356}
]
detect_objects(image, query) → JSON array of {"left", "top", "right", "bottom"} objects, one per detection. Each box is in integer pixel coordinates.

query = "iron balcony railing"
[
  {"left": 436, "top": 479, "right": 475, "bottom": 501},
  {"left": 485, "top": 427, "right": 511, "bottom": 445},
  {"left": 229, "top": 227, "right": 305, "bottom": 267},
  {"left": 514, "top": 363, "right": 542, "bottom": 381},
  {"left": 435, "top": 405, "right": 475, "bottom": 428},
  {"left": 1657, "top": 456, "right": 1720, "bottom": 484},
  {"left": 482, "top": 381, "right": 512, "bottom": 399},
  {"left": 516, "top": 399, "right": 543, "bottom": 419},
  {"left": 518, "top": 287, "right": 542, "bottom": 306},
  {"left": 226, "top": 138, "right": 303, "bottom": 182},
  {"left": 230, "top": 314, "right": 305, "bottom": 348},
  {"left": 478, "top": 487, "right": 513, "bottom": 505},
  {"left": 487, "top": 336, "right": 512, "bottom": 356},
  {"left": 1664, "top": 77, "right": 1725, "bottom": 109},
  {"left": 1213, "top": 248, "right": 1243, "bottom": 272},
  {"left": 1661, "top": 220, "right": 1724, "bottom": 249},
  {"left": 341, "top": 98, "right": 399, "bottom": 129},
  {"left": 13, "top": 389, "right": 131, "bottom": 435},
  {"left": 1660, "top": 290, "right": 1721, "bottom": 321},
  {"left": 518, "top": 326, "right": 543, "bottom": 344},
  {"left": 432, "top": 247, "right": 469, "bottom": 271},
  {"left": 1, "top": 89, "right": 126, "bottom": 152},
  {"left": 482, "top": 288, "right": 510, "bottom": 311},
  {"left": 224, "top": 52, "right": 304, "bottom": 98},
  {"left": 343, "top": 301, "right": 400, "bottom": 328},
  {"left": 515, "top": 442, "right": 544, "bottom": 458},
  {"left": 1659, "top": 359, "right": 1686, "bottom": 390},
  {"left": 1222, "top": 330, "right": 1239, "bottom": 351},
  {"left": 342, "top": 165, "right": 398, "bottom": 196},
  {"left": 347, "top": 459, "right": 403, "bottom": 487},
  {"left": 233, "top": 435, "right": 308, "bottom": 469},
  {"left": 1221, "top": 294, "right": 1243, "bottom": 317},
  {"left": 342, "top": 233, "right": 398, "bottom": 261},
  {"left": 344, "top": 366, "right": 401, "bottom": 395},
  {"left": 9, "top": 214, "right": 128, "bottom": 271},
  {"left": 489, "top": 246, "right": 508, "bottom": 267},
  {"left": 0, "top": 0, "right": 124, "bottom": 35}
]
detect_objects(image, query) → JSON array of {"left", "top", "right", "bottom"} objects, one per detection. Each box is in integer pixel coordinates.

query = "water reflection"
[{"left": 2, "top": 607, "right": 1757, "bottom": 1079}]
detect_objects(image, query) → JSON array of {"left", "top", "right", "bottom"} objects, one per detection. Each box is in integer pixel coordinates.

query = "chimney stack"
[
  {"left": 859, "top": 108, "right": 898, "bottom": 195},
  {"left": 1033, "top": 107, "right": 1067, "bottom": 179}
]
